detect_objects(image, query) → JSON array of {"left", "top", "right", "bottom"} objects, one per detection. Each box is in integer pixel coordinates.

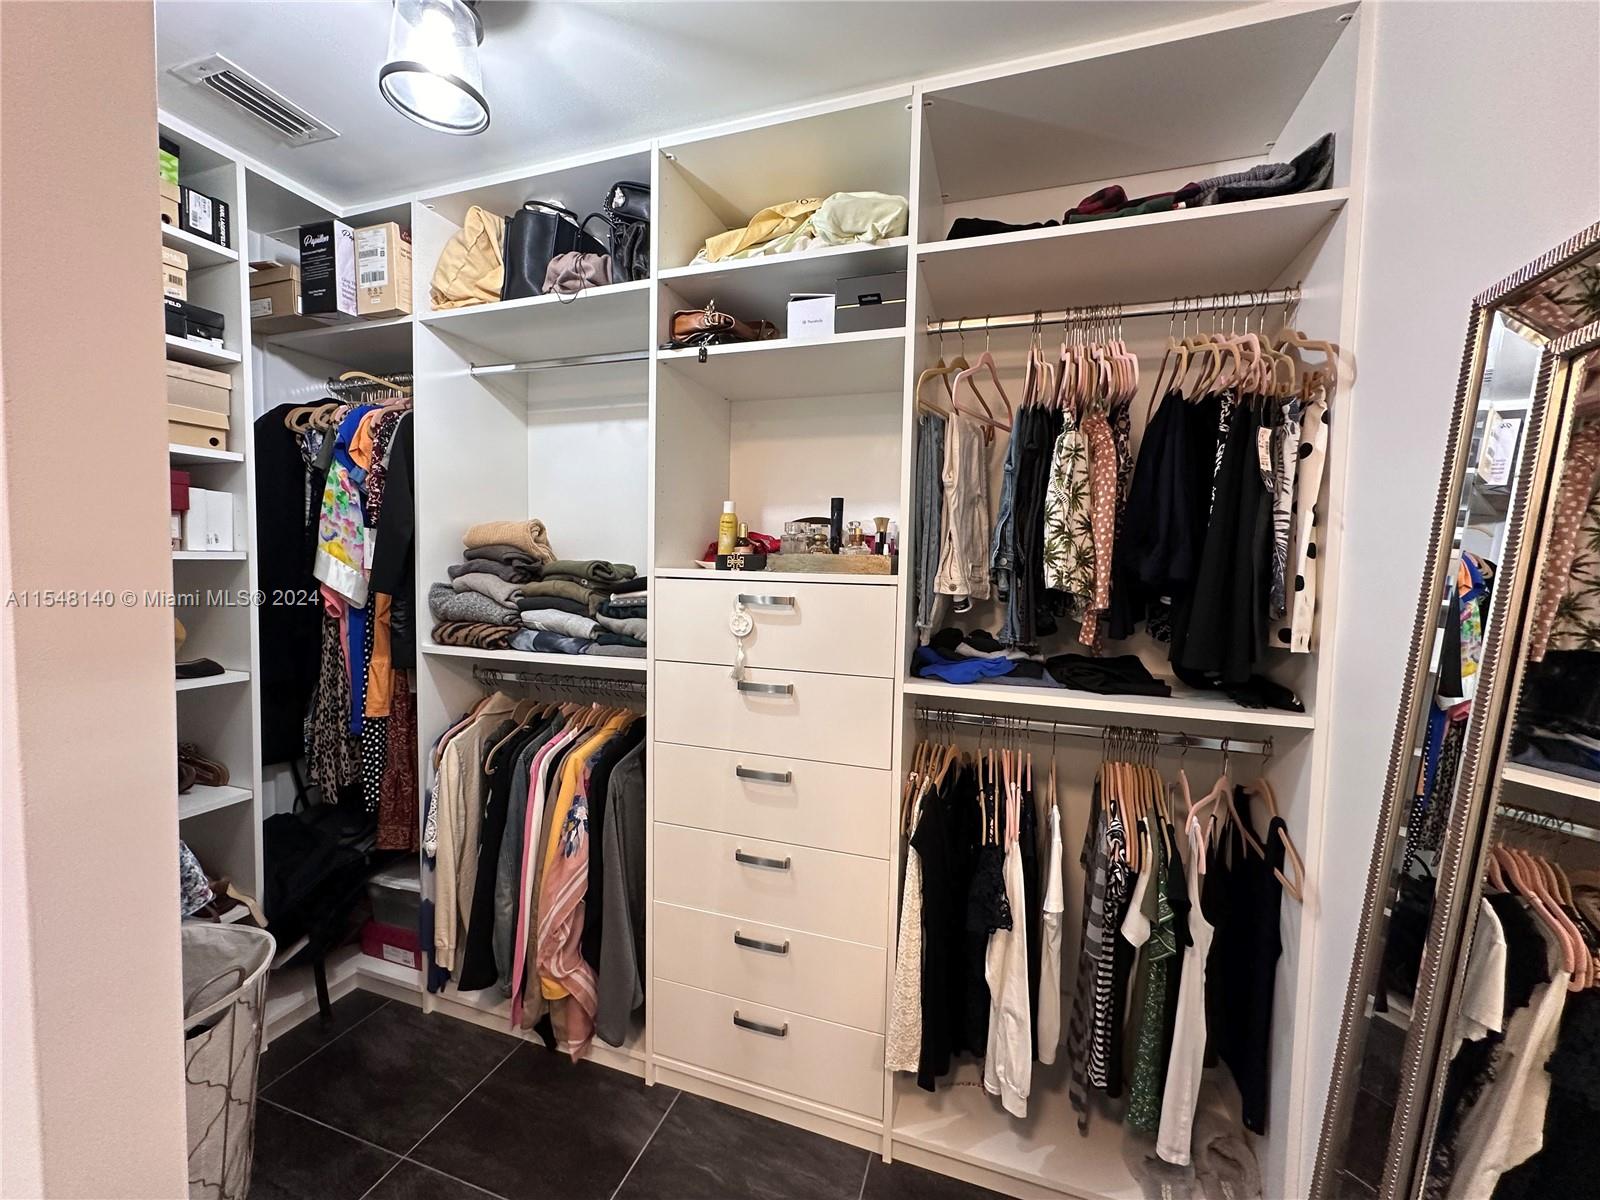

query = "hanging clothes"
[{"left": 934, "top": 412, "right": 993, "bottom": 611}]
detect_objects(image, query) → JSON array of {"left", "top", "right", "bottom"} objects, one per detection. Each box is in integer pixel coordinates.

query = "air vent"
[{"left": 170, "top": 55, "right": 338, "bottom": 146}]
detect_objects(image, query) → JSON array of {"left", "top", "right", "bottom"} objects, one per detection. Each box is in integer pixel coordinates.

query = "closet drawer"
[
  {"left": 653, "top": 902, "right": 886, "bottom": 1033},
  {"left": 652, "top": 978, "right": 885, "bottom": 1119},
  {"left": 654, "top": 660, "right": 893, "bottom": 769},
  {"left": 652, "top": 824, "right": 888, "bottom": 947},
  {"left": 654, "top": 577, "right": 898, "bottom": 677},
  {"left": 652, "top": 742, "right": 891, "bottom": 859}
]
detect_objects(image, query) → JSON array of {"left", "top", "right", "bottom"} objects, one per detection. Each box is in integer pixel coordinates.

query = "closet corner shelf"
[
  {"left": 161, "top": 223, "right": 239, "bottom": 269},
  {"left": 173, "top": 549, "right": 247, "bottom": 561},
  {"left": 902, "top": 677, "right": 1316, "bottom": 732},
  {"left": 658, "top": 238, "right": 910, "bottom": 311},
  {"left": 656, "top": 327, "right": 905, "bottom": 400},
  {"left": 1501, "top": 763, "right": 1600, "bottom": 807},
  {"left": 165, "top": 335, "right": 243, "bottom": 368},
  {"left": 419, "top": 279, "right": 650, "bottom": 364},
  {"left": 653, "top": 565, "right": 899, "bottom": 587},
  {"left": 262, "top": 314, "right": 413, "bottom": 374},
  {"left": 916, "top": 188, "right": 1350, "bottom": 317},
  {"left": 169, "top": 443, "right": 245, "bottom": 465},
  {"left": 176, "top": 669, "right": 250, "bottom": 692},
  {"left": 179, "top": 782, "right": 252, "bottom": 821},
  {"left": 420, "top": 643, "right": 646, "bottom": 674}
]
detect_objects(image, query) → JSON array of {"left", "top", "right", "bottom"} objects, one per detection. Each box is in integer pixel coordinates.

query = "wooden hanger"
[
  {"left": 951, "top": 318, "right": 1013, "bottom": 434},
  {"left": 1242, "top": 777, "right": 1305, "bottom": 903}
]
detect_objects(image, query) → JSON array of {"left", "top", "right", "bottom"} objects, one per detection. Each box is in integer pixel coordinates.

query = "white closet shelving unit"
[{"left": 173, "top": 4, "right": 1371, "bottom": 1196}]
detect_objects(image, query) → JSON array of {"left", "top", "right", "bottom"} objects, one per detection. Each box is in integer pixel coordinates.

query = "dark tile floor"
[{"left": 251, "top": 990, "right": 1007, "bottom": 1200}]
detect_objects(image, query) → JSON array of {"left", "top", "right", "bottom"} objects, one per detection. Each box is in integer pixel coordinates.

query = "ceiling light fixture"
[{"left": 378, "top": 0, "right": 490, "bottom": 136}]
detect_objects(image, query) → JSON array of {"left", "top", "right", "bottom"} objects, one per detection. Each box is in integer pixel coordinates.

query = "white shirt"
[
  {"left": 1037, "top": 804, "right": 1065, "bottom": 1065},
  {"left": 1156, "top": 819, "right": 1217, "bottom": 1166},
  {"left": 983, "top": 789, "right": 1032, "bottom": 1117},
  {"left": 1456, "top": 898, "right": 1508, "bottom": 1049}
]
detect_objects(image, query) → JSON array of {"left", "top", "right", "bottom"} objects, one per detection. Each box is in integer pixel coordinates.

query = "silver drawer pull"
[
  {"left": 733, "top": 931, "right": 790, "bottom": 955},
  {"left": 733, "top": 1011, "right": 789, "bottom": 1037},
  {"left": 735, "top": 765, "right": 792, "bottom": 784},
  {"left": 736, "top": 680, "right": 793, "bottom": 696},
  {"left": 736, "top": 594, "right": 795, "bottom": 609},
  {"left": 734, "top": 849, "right": 791, "bottom": 870}
]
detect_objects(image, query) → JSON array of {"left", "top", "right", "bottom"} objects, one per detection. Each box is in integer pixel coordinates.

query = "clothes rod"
[
  {"left": 328, "top": 372, "right": 412, "bottom": 392},
  {"left": 926, "top": 287, "right": 1301, "bottom": 336},
  {"left": 1498, "top": 800, "right": 1600, "bottom": 843},
  {"left": 472, "top": 664, "right": 645, "bottom": 697},
  {"left": 470, "top": 350, "right": 650, "bottom": 377},
  {"left": 913, "top": 704, "right": 1272, "bottom": 756}
]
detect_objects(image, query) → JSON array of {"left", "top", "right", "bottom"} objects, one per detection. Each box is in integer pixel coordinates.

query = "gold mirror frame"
[{"left": 1311, "top": 221, "right": 1600, "bottom": 1200}]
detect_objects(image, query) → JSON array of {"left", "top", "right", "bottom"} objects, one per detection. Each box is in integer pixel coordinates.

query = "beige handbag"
[{"left": 429, "top": 205, "right": 505, "bottom": 310}]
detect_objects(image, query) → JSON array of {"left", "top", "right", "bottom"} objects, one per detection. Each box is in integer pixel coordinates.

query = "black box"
[
  {"left": 164, "top": 296, "right": 225, "bottom": 343},
  {"left": 298, "top": 220, "right": 358, "bottom": 318},
  {"left": 178, "top": 185, "right": 231, "bottom": 248},
  {"left": 836, "top": 270, "right": 908, "bottom": 333}
]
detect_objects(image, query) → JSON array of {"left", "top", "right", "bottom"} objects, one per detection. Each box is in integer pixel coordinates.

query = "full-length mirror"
[{"left": 1313, "top": 224, "right": 1600, "bottom": 1200}]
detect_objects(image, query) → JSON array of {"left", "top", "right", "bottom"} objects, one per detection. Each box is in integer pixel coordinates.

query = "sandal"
[
  {"left": 177, "top": 743, "right": 229, "bottom": 788},
  {"left": 178, "top": 759, "right": 197, "bottom": 794}
]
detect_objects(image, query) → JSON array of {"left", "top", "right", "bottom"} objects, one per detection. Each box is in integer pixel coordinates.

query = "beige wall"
[{"left": 0, "top": 2, "right": 190, "bottom": 1196}]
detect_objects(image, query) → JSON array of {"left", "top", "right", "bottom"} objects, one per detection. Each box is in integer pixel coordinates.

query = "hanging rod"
[
  {"left": 470, "top": 350, "right": 650, "bottom": 377},
  {"left": 327, "top": 372, "right": 412, "bottom": 392},
  {"left": 1498, "top": 800, "right": 1600, "bottom": 843},
  {"left": 472, "top": 664, "right": 645, "bottom": 699},
  {"left": 926, "top": 287, "right": 1301, "bottom": 336},
  {"left": 913, "top": 704, "right": 1272, "bottom": 756}
]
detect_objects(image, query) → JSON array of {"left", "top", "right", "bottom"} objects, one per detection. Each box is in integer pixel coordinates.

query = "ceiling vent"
[{"left": 170, "top": 54, "right": 339, "bottom": 146}]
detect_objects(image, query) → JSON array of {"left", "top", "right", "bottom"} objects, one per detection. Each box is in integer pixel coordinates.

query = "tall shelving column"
[{"left": 163, "top": 116, "right": 263, "bottom": 901}]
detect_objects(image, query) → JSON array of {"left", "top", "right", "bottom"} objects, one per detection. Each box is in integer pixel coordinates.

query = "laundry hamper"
[{"left": 182, "top": 923, "right": 275, "bottom": 1200}]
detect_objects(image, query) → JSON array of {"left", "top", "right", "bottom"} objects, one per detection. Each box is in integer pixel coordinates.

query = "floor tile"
[
  {"left": 248, "top": 1102, "right": 397, "bottom": 1200},
  {"left": 263, "top": 1001, "right": 515, "bottom": 1153},
  {"left": 364, "top": 1160, "right": 503, "bottom": 1200},
  {"left": 617, "top": 1092, "right": 867, "bottom": 1200},
  {"left": 259, "top": 990, "right": 389, "bottom": 1088},
  {"left": 861, "top": 1157, "right": 1010, "bottom": 1200},
  {"left": 410, "top": 1043, "right": 675, "bottom": 1200}
]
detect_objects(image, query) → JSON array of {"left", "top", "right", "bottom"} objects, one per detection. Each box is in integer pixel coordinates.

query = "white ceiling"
[{"left": 154, "top": 0, "right": 1246, "bottom": 209}]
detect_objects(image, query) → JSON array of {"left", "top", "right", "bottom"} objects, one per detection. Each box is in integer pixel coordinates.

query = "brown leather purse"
[{"left": 669, "top": 301, "right": 778, "bottom": 348}]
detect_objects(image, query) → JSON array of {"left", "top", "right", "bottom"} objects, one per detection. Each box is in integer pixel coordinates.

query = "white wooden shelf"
[
  {"left": 419, "top": 279, "right": 650, "bottom": 363},
  {"left": 903, "top": 676, "right": 1316, "bottom": 731},
  {"left": 1502, "top": 763, "right": 1600, "bottom": 806},
  {"left": 169, "top": 443, "right": 244, "bottom": 465},
  {"left": 659, "top": 238, "right": 910, "bottom": 313},
  {"left": 172, "top": 549, "right": 246, "bottom": 561},
  {"left": 657, "top": 327, "right": 905, "bottom": 400},
  {"left": 178, "top": 783, "right": 252, "bottom": 821},
  {"left": 916, "top": 189, "right": 1349, "bottom": 317},
  {"left": 165, "top": 334, "right": 243, "bottom": 368},
  {"left": 161, "top": 222, "right": 238, "bottom": 269},
  {"left": 176, "top": 669, "right": 250, "bottom": 692},
  {"left": 654, "top": 566, "right": 897, "bottom": 587},
  {"left": 892, "top": 1062, "right": 1140, "bottom": 1200},
  {"left": 262, "top": 314, "right": 414, "bottom": 374},
  {"left": 421, "top": 643, "right": 646, "bottom": 673}
]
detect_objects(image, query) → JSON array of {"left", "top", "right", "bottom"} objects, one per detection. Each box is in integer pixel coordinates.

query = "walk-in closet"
[{"left": 0, "top": 1, "right": 1564, "bottom": 1197}]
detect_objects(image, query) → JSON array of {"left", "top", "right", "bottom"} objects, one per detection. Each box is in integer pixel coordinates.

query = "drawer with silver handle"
[
  {"left": 653, "top": 743, "right": 891, "bottom": 858},
  {"left": 652, "top": 979, "right": 885, "bottom": 1118},
  {"left": 654, "top": 577, "right": 898, "bottom": 677},
  {"left": 653, "top": 902, "right": 886, "bottom": 1033},
  {"left": 654, "top": 660, "right": 893, "bottom": 768}
]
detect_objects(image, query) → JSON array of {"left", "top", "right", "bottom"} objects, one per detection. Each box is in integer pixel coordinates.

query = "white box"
[
  {"left": 181, "top": 490, "right": 214, "bottom": 552},
  {"left": 787, "top": 293, "right": 835, "bottom": 341},
  {"left": 204, "top": 489, "right": 234, "bottom": 552}
]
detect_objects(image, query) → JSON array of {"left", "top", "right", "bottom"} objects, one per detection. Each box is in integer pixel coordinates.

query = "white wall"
[
  {"left": 1304, "top": 0, "right": 1600, "bottom": 1185},
  {"left": 0, "top": 2, "right": 191, "bottom": 1196}
]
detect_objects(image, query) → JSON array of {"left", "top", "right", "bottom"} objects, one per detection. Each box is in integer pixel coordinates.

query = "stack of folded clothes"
[
  {"left": 429, "top": 522, "right": 648, "bottom": 659},
  {"left": 913, "top": 627, "right": 1174, "bottom": 697}
]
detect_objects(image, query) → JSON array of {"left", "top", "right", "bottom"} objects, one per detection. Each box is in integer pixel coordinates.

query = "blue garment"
[
  {"left": 913, "top": 645, "right": 1017, "bottom": 684},
  {"left": 511, "top": 628, "right": 596, "bottom": 656},
  {"left": 330, "top": 405, "right": 377, "bottom": 733}
]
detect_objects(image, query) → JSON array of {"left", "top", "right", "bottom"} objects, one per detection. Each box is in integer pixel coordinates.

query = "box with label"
[
  {"left": 355, "top": 223, "right": 413, "bottom": 317},
  {"left": 835, "top": 270, "right": 908, "bottom": 333},
  {"left": 178, "top": 185, "right": 230, "bottom": 248},
  {"left": 162, "top": 262, "right": 187, "bottom": 300},
  {"left": 787, "top": 293, "right": 835, "bottom": 340},
  {"left": 159, "top": 137, "right": 180, "bottom": 185},
  {"left": 299, "top": 220, "right": 358, "bottom": 318},
  {"left": 168, "top": 407, "right": 229, "bottom": 453},
  {"left": 180, "top": 487, "right": 230, "bottom": 552},
  {"left": 361, "top": 920, "right": 423, "bottom": 970},
  {"left": 163, "top": 245, "right": 189, "bottom": 272},
  {"left": 164, "top": 296, "right": 225, "bottom": 343},
  {"left": 166, "top": 361, "right": 232, "bottom": 415}
]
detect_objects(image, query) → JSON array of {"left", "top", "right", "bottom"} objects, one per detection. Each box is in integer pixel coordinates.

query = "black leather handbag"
[
  {"left": 587, "top": 180, "right": 651, "bottom": 283},
  {"left": 502, "top": 200, "right": 607, "bottom": 301}
]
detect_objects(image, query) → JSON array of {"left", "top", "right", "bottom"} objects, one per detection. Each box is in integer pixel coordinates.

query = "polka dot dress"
[{"left": 1277, "top": 395, "right": 1329, "bottom": 653}]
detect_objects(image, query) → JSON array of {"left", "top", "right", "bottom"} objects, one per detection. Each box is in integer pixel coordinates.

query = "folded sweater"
[
  {"left": 429, "top": 582, "right": 519, "bottom": 626},
  {"left": 610, "top": 577, "right": 648, "bottom": 596},
  {"left": 598, "top": 596, "right": 647, "bottom": 619},
  {"left": 451, "top": 572, "right": 523, "bottom": 608},
  {"left": 464, "top": 543, "right": 542, "bottom": 572},
  {"left": 431, "top": 621, "right": 516, "bottom": 649},
  {"left": 587, "top": 643, "right": 645, "bottom": 659},
  {"left": 447, "top": 558, "right": 536, "bottom": 585},
  {"left": 510, "top": 628, "right": 594, "bottom": 657},
  {"left": 462, "top": 520, "right": 555, "bottom": 563},
  {"left": 540, "top": 559, "right": 636, "bottom": 587},
  {"left": 515, "top": 579, "right": 606, "bottom": 612},
  {"left": 595, "top": 614, "right": 648, "bottom": 642},
  {"left": 520, "top": 608, "right": 599, "bottom": 640}
]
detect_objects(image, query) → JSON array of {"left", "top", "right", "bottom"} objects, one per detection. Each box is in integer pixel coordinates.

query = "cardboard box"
[
  {"left": 162, "top": 245, "right": 189, "bottom": 272},
  {"left": 250, "top": 272, "right": 325, "bottom": 333},
  {"left": 166, "top": 361, "right": 232, "bottom": 415},
  {"left": 299, "top": 220, "right": 358, "bottom": 317},
  {"left": 787, "top": 293, "right": 835, "bottom": 340},
  {"left": 835, "top": 270, "right": 907, "bottom": 333},
  {"left": 168, "top": 406, "right": 229, "bottom": 453},
  {"left": 355, "top": 223, "right": 413, "bottom": 317},
  {"left": 163, "top": 264, "right": 188, "bottom": 300},
  {"left": 249, "top": 261, "right": 299, "bottom": 288},
  {"left": 168, "top": 402, "right": 229, "bottom": 429},
  {"left": 160, "top": 194, "right": 180, "bottom": 226},
  {"left": 159, "top": 137, "right": 180, "bottom": 186}
]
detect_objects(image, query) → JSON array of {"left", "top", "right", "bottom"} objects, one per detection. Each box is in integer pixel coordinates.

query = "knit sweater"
[
  {"left": 429, "top": 582, "right": 519, "bottom": 626},
  {"left": 462, "top": 520, "right": 555, "bottom": 562}
]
